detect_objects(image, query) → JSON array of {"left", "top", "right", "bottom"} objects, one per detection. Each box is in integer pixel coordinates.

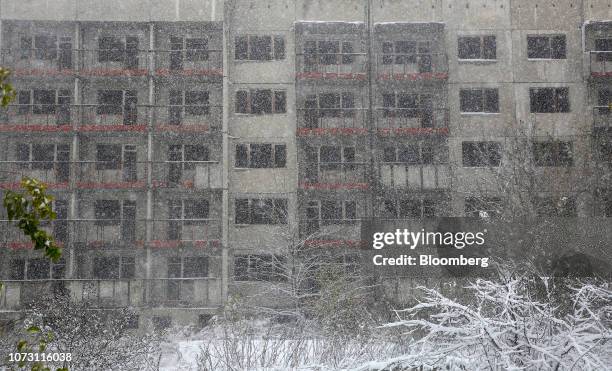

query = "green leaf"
[
  {"left": 17, "top": 339, "right": 28, "bottom": 351},
  {"left": 27, "top": 325, "right": 41, "bottom": 334}
]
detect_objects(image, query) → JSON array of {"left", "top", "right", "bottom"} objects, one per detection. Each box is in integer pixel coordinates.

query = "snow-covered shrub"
[{"left": 377, "top": 275, "right": 612, "bottom": 370}]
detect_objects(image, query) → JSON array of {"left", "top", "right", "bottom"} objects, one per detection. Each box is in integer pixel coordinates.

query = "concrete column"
[
  {"left": 68, "top": 22, "right": 81, "bottom": 278},
  {"left": 145, "top": 22, "right": 155, "bottom": 298},
  {"left": 0, "top": 18, "right": 3, "bottom": 56},
  {"left": 221, "top": 3, "right": 231, "bottom": 304}
]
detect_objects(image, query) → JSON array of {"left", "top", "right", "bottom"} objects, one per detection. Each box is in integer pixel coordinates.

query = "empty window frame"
[
  {"left": 304, "top": 40, "right": 355, "bottom": 65},
  {"left": 462, "top": 141, "right": 502, "bottom": 167},
  {"left": 458, "top": 35, "right": 496, "bottom": 60},
  {"left": 594, "top": 38, "right": 612, "bottom": 61},
  {"left": 383, "top": 143, "right": 446, "bottom": 165},
  {"left": 318, "top": 145, "right": 355, "bottom": 164},
  {"left": 305, "top": 200, "right": 357, "bottom": 225},
  {"left": 388, "top": 199, "right": 438, "bottom": 219},
  {"left": 93, "top": 256, "right": 135, "bottom": 279},
  {"left": 383, "top": 199, "right": 439, "bottom": 219},
  {"left": 20, "top": 34, "right": 59, "bottom": 60},
  {"left": 168, "top": 256, "right": 209, "bottom": 278},
  {"left": 94, "top": 200, "right": 136, "bottom": 226},
  {"left": 599, "top": 192, "right": 612, "bottom": 217},
  {"left": 597, "top": 139, "right": 612, "bottom": 164},
  {"left": 15, "top": 143, "right": 70, "bottom": 170},
  {"left": 534, "top": 196, "right": 577, "bottom": 217},
  {"left": 465, "top": 197, "right": 503, "bottom": 218},
  {"left": 98, "top": 36, "right": 139, "bottom": 63},
  {"left": 305, "top": 93, "right": 355, "bottom": 117},
  {"left": 597, "top": 88, "right": 611, "bottom": 113},
  {"left": 381, "top": 92, "right": 434, "bottom": 117},
  {"left": 532, "top": 141, "right": 574, "bottom": 167},
  {"left": 96, "top": 90, "right": 138, "bottom": 120},
  {"left": 168, "top": 199, "right": 210, "bottom": 223},
  {"left": 9, "top": 258, "right": 65, "bottom": 280},
  {"left": 527, "top": 35, "right": 566, "bottom": 59},
  {"left": 95, "top": 144, "right": 136, "bottom": 170},
  {"left": 235, "top": 89, "right": 286, "bottom": 114},
  {"left": 169, "top": 36, "right": 210, "bottom": 64},
  {"left": 234, "top": 198, "right": 288, "bottom": 225},
  {"left": 17, "top": 89, "right": 71, "bottom": 115},
  {"left": 169, "top": 90, "right": 210, "bottom": 118},
  {"left": 168, "top": 144, "right": 210, "bottom": 170},
  {"left": 185, "top": 38, "right": 209, "bottom": 61},
  {"left": 459, "top": 88, "right": 499, "bottom": 113},
  {"left": 235, "top": 143, "right": 286, "bottom": 168},
  {"left": 235, "top": 35, "right": 285, "bottom": 61},
  {"left": 381, "top": 40, "right": 431, "bottom": 64},
  {"left": 233, "top": 254, "right": 286, "bottom": 282},
  {"left": 529, "top": 88, "right": 570, "bottom": 113}
]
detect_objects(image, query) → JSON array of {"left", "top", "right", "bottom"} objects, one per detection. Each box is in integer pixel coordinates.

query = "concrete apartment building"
[{"left": 0, "top": 0, "right": 610, "bottom": 331}]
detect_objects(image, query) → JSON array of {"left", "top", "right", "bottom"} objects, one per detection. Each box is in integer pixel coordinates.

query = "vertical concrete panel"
[
  {"left": 442, "top": 0, "right": 511, "bottom": 30},
  {"left": 511, "top": 0, "right": 583, "bottom": 30},
  {"left": 583, "top": 0, "right": 612, "bottom": 21},
  {"left": 371, "top": 0, "right": 444, "bottom": 23},
  {"left": 0, "top": 0, "right": 77, "bottom": 21},
  {"left": 77, "top": 0, "right": 150, "bottom": 21},
  {"left": 296, "top": 0, "right": 365, "bottom": 22}
]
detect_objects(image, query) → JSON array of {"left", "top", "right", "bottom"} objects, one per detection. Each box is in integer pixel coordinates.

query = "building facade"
[{"left": 0, "top": 0, "right": 610, "bottom": 331}]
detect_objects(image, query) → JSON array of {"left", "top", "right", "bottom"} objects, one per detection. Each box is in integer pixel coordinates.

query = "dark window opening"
[
  {"left": 235, "top": 35, "right": 285, "bottom": 61},
  {"left": 384, "top": 143, "right": 444, "bottom": 165},
  {"left": 594, "top": 39, "right": 612, "bottom": 61},
  {"left": 533, "top": 141, "right": 573, "bottom": 167},
  {"left": 460, "top": 88, "right": 499, "bottom": 113},
  {"left": 384, "top": 199, "right": 439, "bottom": 219},
  {"left": 94, "top": 200, "right": 121, "bottom": 226},
  {"left": 31, "top": 144, "right": 55, "bottom": 170},
  {"left": 234, "top": 255, "right": 286, "bottom": 282},
  {"left": 235, "top": 90, "right": 286, "bottom": 114},
  {"left": 96, "top": 144, "right": 122, "bottom": 170},
  {"left": 529, "top": 88, "right": 570, "bottom": 113},
  {"left": 534, "top": 197, "right": 577, "bottom": 217},
  {"left": 527, "top": 35, "right": 566, "bottom": 59},
  {"left": 319, "top": 200, "right": 357, "bottom": 225},
  {"left": 235, "top": 143, "right": 286, "bottom": 168},
  {"left": 33, "top": 35, "right": 58, "bottom": 60},
  {"left": 458, "top": 35, "right": 496, "bottom": 59},
  {"left": 183, "top": 145, "right": 209, "bottom": 170},
  {"left": 97, "top": 90, "right": 123, "bottom": 115},
  {"left": 462, "top": 142, "right": 502, "bottom": 167},
  {"left": 93, "top": 256, "right": 134, "bottom": 279},
  {"left": 185, "top": 38, "right": 209, "bottom": 61},
  {"left": 33, "top": 90, "right": 56, "bottom": 114},
  {"left": 184, "top": 91, "right": 210, "bottom": 116},
  {"left": 183, "top": 257, "right": 209, "bottom": 278},
  {"left": 184, "top": 200, "right": 210, "bottom": 224},
  {"left": 234, "top": 198, "right": 288, "bottom": 225},
  {"left": 98, "top": 36, "right": 125, "bottom": 62},
  {"left": 304, "top": 40, "right": 356, "bottom": 65}
]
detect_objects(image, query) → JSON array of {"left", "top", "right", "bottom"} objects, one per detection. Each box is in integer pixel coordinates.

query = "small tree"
[
  {"left": 1, "top": 294, "right": 162, "bottom": 371},
  {"left": 3, "top": 178, "right": 63, "bottom": 262},
  {"left": 231, "top": 219, "right": 377, "bottom": 334}
]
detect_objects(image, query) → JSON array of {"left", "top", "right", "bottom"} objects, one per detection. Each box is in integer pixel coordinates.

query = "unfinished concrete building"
[{"left": 0, "top": 0, "right": 610, "bottom": 330}]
